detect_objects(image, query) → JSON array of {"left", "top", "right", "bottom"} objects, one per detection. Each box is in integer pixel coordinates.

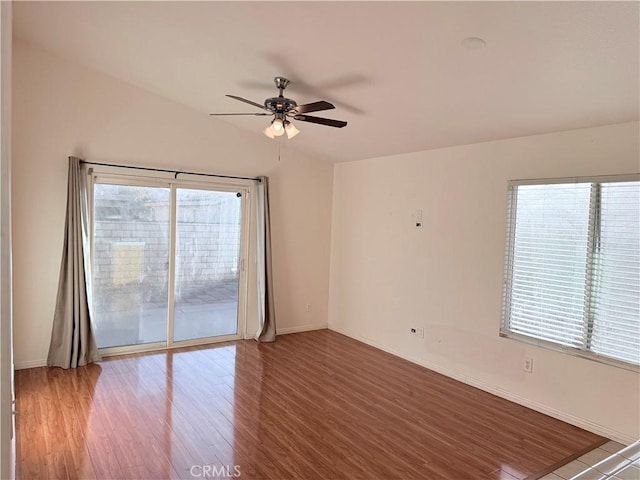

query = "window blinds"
[
  {"left": 590, "top": 182, "right": 640, "bottom": 364},
  {"left": 501, "top": 177, "right": 640, "bottom": 368}
]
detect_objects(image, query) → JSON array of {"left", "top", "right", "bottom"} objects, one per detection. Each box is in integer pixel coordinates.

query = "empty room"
[{"left": 0, "top": 1, "right": 639, "bottom": 479}]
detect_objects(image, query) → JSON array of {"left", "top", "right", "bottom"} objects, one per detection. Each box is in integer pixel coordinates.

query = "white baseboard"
[
  {"left": 464, "top": 376, "right": 635, "bottom": 445},
  {"left": 17, "top": 326, "right": 327, "bottom": 368},
  {"left": 329, "top": 325, "right": 637, "bottom": 445},
  {"left": 278, "top": 323, "right": 328, "bottom": 335},
  {"left": 14, "top": 359, "right": 47, "bottom": 370}
]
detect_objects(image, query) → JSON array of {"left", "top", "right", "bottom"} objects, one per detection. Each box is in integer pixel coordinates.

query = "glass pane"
[
  {"left": 509, "top": 183, "right": 591, "bottom": 347},
  {"left": 591, "top": 181, "right": 640, "bottom": 365},
  {"left": 174, "top": 188, "right": 241, "bottom": 342},
  {"left": 93, "top": 184, "right": 170, "bottom": 348}
]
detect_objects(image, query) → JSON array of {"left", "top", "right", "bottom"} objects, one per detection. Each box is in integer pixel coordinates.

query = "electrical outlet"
[
  {"left": 524, "top": 358, "right": 533, "bottom": 373},
  {"left": 305, "top": 303, "right": 312, "bottom": 312}
]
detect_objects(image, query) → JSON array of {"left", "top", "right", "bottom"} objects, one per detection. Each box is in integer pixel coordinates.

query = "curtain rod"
[{"left": 79, "top": 160, "right": 261, "bottom": 182}]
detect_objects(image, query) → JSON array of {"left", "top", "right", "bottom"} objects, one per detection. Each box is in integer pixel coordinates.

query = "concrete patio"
[{"left": 94, "top": 279, "right": 239, "bottom": 348}]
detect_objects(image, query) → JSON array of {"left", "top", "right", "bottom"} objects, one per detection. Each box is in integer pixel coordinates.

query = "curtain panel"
[
  {"left": 255, "top": 176, "right": 276, "bottom": 342},
  {"left": 47, "top": 157, "right": 101, "bottom": 368}
]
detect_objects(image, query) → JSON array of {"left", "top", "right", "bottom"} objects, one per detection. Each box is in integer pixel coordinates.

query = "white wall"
[
  {"left": 0, "top": 3, "right": 13, "bottom": 478},
  {"left": 329, "top": 122, "right": 640, "bottom": 443},
  {"left": 12, "top": 40, "right": 333, "bottom": 368},
  {"left": 12, "top": 35, "right": 640, "bottom": 446}
]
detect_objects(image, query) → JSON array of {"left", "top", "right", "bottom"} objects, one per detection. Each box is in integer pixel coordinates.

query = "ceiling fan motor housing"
[{"left": 264, "top": 96, "right": 297, "bottom": 113}]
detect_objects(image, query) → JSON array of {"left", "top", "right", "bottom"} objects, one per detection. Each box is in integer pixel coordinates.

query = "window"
[{"left": 501, "top": 176, "right": 640, "bottom": 369}]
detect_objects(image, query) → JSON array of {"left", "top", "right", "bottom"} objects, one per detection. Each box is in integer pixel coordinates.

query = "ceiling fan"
[{"left": 210, "top": 77, "right": 347, "bottom": 139}]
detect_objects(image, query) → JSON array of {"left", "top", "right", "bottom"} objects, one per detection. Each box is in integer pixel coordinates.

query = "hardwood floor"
[{"left": 15, "top": 329, "right": 605, "bottom": 479}]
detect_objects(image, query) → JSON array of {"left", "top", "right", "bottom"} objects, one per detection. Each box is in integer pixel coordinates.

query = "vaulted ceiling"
[{"left": 13, "top": 1, "right": 640, "bottom": 163}]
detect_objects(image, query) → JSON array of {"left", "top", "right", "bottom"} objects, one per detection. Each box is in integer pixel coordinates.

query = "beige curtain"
[
  {"left": 47, "top": 157, "right": 101, "bottom": 368},
  {"left": 255, "top": 176, "right": 276, "bottom": 342}
]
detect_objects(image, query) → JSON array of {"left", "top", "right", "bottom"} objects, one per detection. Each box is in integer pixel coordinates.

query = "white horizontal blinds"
[
  {"left": 507, "top": 183, "right": 592, "bottom": 348},
  {"left": 590, "top": 181, "right": 640, "bottom": 364}
]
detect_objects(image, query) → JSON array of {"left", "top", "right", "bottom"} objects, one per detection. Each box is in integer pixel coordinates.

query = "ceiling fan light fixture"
[
  {"left": 271, "top": 118, "right": 284, "bottom": 133},
  {"left": 285, "top": 122, "right": 300, "bottom": 139},
  {"left": 263, "top": 125, "right": 276, "bottom": 139}
]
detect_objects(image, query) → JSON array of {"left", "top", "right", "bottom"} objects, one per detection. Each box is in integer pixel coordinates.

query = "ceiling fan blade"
[
  {"left": 294, "top": 115, "right": 347, "bottom": 128},
  {"left": 292, "top": 101, "right": 335, "bottom": 114},
  {"left": 226, "top": 95, "right": 268, "bottom": 110},
  {"left": 209, "top": 113, "right": 270, "bottom": 116}
]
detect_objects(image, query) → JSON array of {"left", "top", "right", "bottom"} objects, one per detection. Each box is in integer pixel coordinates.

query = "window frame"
[{"left": 500, "top": 173, "right": 640, "bottom": 372}]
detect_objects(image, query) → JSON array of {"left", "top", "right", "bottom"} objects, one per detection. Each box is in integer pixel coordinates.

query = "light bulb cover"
[
  {"left": 263, "top": 125, "right": 276, "bottom": 139},
  {"left": 285, "top": 122, "right": 300, "bottom": 139},
  {"left": 271, "top": 118, "right": 284, "bottom": 131}
]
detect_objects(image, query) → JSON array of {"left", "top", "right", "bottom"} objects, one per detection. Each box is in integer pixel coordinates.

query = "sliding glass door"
[
  {"left": 174, "top": 188, "right": 241, "bottom": 341},
  {"left": 93, "top": 184, "right": 170, "bottom": 349},
  {"left": 91, "top": 177, "right": 247, "bottom": 353}
]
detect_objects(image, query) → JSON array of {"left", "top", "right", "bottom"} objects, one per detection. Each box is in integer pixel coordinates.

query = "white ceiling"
[{"left": 13, "top": 1, "right": 640, "bottom": 163}]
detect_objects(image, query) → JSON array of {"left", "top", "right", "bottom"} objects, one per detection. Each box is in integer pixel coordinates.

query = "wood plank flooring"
[{"left": 15, "top": 329, "right": 605, "bottom": 479}]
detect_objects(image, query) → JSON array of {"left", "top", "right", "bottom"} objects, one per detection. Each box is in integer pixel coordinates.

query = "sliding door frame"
[{"left": 87, "top": 169, "right": 252, "bottom": 357}]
